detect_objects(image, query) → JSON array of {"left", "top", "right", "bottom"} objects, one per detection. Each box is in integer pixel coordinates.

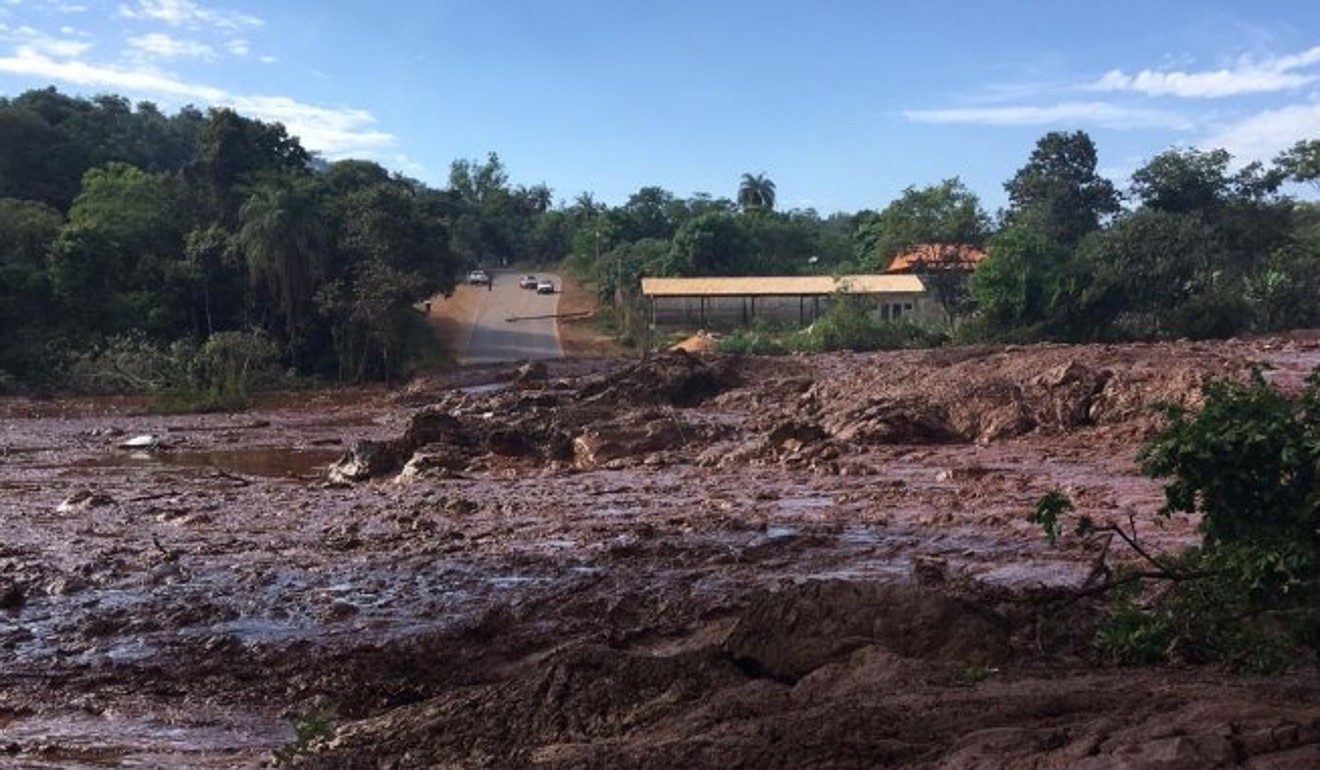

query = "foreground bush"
[{"left": 1031, "top": 369, "right": 1320, "bottom": 669}]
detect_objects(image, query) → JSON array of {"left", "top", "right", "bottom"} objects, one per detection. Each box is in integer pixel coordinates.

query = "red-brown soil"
[{"left": 1, "top": 335, "right": 1319, "bottom": 768}]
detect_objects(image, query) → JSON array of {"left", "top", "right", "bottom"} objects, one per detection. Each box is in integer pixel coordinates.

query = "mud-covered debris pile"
[
  {"left": 293, "top": 578, "right": 1320, "bottom": 769},
  {"left": 798, "top": 342, "right": 1261, "bottom": 445},
  {"left": 329, "top": 351, "right": 742, "bottom": 481},
  {"left": 333, "top": 342, "right": 1280, "bottom": 481},
  {"left": 576, "top": 348, "right": 741, "bottom": 408},
  {"left": 297, "top": 581, "right": 1013, "bottom": 767}
]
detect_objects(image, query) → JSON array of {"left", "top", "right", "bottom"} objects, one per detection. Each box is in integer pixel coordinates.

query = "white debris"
[{"left": 119, "top": 434, "right": 158, "bottom": 449}]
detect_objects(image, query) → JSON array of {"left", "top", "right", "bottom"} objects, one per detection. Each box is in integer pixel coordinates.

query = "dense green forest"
[{"left": 1, "top": 87, "right": 1318, "bottom": 395}]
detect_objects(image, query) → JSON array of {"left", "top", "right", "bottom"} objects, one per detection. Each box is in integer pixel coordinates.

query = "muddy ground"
[{"left": 2, "top": 337, "right": 1319, "bottom": 768}]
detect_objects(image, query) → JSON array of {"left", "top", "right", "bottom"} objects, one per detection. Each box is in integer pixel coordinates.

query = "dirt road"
[
  {"left": 0, "top": 336, "right": 1318, "bottom": 767},
  {"left": 455, "top": 272, "right": 563, "bottom": 365}
]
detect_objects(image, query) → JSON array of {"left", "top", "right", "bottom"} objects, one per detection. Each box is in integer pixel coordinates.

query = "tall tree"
[
  {"left": 190, "top": 108, "right": 311, "bottom": 226},
  {"left": 320, "top": 180, "right": 453, "bottom": 380},
  {"left": 1130, "top": 147, "right": 1285, "bottom": 214},
  {"left": 448, "top": 152, "right": 509, "bottom": 205},
  {"left": 618, "top": 186, "right": 681, "bottom": 242},
  {"left": 859, "top": 177, "right": 989, "bottom": 269},
  {"left": 238, "top": 174, "right": 328, "bottom": 366},
  {"left": 668, "top": 212, "right": 753, "bottom": 276},
  {"left": 0, "top": 199, "right": 63, "bottom": 378},
  {"left": 1004, "top": 131, "right": 1119, "bottom": 248},
  {"left": 737, "top": 172, "right": 776, "bottom": 213},
  {"left": 48, "top": 163, "right": 190, "bottom": 335},
  {"left": 969, "top": 224, "right": 1067, "bottom": 330},
  {"left": 182, "top": 224, "right": 243, "bottom": 336},
  {"left": 1075, "top": 209, "right": 1230, "bottom": 338},
  {"left": 1275, "top": 139, "right": 1320, "bottom": 191}
]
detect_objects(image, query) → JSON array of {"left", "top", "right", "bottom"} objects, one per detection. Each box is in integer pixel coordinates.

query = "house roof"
[
  {"left": 884, "top": 243, "right": 987, "bottom": 273},
  {"left": 641, "top": 274, "right": 926, "bottom": 297}
]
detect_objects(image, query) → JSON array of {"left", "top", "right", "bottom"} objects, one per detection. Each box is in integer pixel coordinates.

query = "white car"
[
  {"left": 518, "top": 274, "right": 538, "bottom": 289},
  {"left": 467, "top": 270, "right": 490, "bottom": 285},
  {"left": 536, "top": 279, "right": 555, "bottom": 294}
]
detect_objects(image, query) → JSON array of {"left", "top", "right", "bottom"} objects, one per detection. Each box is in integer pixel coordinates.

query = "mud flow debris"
[{"left": 1, "top": 340, "right": 1318, "bottom": 767}]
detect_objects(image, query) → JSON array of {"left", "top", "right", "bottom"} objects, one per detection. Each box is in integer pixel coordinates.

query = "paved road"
[{"left": 458, "top": 272, "right": 563, "bottom": 365}]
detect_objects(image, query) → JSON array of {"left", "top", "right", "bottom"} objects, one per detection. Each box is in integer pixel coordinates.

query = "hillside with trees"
[{"left": 1, "top": 87, "right": 1318, "bottom": 395}]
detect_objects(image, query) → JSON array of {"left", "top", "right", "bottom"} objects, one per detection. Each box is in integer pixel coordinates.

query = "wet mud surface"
[{"left": 2, "top": 338, "right": 1319, "bottom": 768}]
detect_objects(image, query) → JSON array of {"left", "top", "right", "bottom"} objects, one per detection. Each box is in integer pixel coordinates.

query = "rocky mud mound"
[
  {"left": 329, "top": 350, "right": 743, "bottom": 480},
  {"left": 797, "top": 341, "right": 1265, "bottom": 446},
  {"left": 333, "top": 341, "right": 1286, "bottom": 485},
  {"left": 300, "top": 580, "right": 1319, "bottom": 769}
]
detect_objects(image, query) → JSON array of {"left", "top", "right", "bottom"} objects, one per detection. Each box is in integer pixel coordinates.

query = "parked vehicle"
[{"left": 519, "top": 275, "right": 538, "bottom": 289}]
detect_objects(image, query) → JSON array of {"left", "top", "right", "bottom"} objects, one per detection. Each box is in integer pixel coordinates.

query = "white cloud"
[
  {"left": 2, "top": 23, "right": 92, "bottom": 57},
  {"left": 903, "top": 101, "right": 1193, "bottom": 131},
  {"left": 258, "top": 53, "right": 275, "bottom": 64},
  {"left": 127, "top": 31, "right": 214, "bottom": 59},
  {"left": 390, "top": 152, "right": 426, "bottom": 178},
  {"left": 228, "top": 95, "right": 393, "bottom": 158},
  {"left": 1088, "top": 46, "right": 1320, "bottom": 98},
  {"left": 1201, "top": 102, "right": 1320, "bottom": 163},
  {"left": 223, "top": 37, "right": 246, "bottom": 56},
  {"left": 0, "top": 49, "right": 392, "bottom": 156},
  {"left": 117, "top": 0, "right": 260, "bottom": 33},
  {"left": 24, "top": 1, "right": 89, "bottom": 12}
]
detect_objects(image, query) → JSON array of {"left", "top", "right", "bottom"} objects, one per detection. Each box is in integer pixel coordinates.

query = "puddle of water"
[
  {"left": 157, "top": 448, "right": 342, "bottom": 478},
  {"left": 92, "top": 637, "right": 158, "bottom": 664},
  {"left": 204, "top": 616, "right": 306, "bottom": 643},
  {"left": 763, "top": 525, "right": 798, "bottom": 540},
  {"left": 0, "top": 710, "right": 289, "bottom": 769},
  {"left": 459, "top": 382, "right": 507, "bottom": 395},
  {"left": 71, "top": 448, "right": 342, "bottom": 479},
  {"left": 838, "top": 525, "right": 882, "bottom": 545},
  {"left": 801, "top": 562, "right": 910, "bottom": 582},
  {"left": 487, "top": 575, "right": 539, "bottom": 589},
  {"left": 774, "top": 496, "right": 833, "bottom": 513},
  {"left": 0, "top": 446, "right": 60, "bottom": 456}
]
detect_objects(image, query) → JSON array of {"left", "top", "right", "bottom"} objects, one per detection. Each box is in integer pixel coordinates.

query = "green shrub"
[
  {"left": 718, "top": 331, "right": 788, "bottom": 355},
  {"left": 718, "top": 320, "right": 792, "bottom": 355},
  {"left": 273, "top": 711, "right": 334, "bottom": 767},
  {"left": 1030, "top": 368, "right": 1320, "bottom": 669},
  {"left": 64, "top": 330, "right": 284, "bottom": 412},
  {"left": 787, "top": 295, "right": 946, "bottom": 352}
]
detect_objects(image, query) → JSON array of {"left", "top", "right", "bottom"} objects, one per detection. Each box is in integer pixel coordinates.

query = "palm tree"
[
  {"left": 737, "top": 172, "right": 776, "bottom": 213},
  {"left": 238, "top": 174, "right": 328, "bottom": 367},
  {"left": 570, "top": 191, "right": 599, "bottom": 226}
]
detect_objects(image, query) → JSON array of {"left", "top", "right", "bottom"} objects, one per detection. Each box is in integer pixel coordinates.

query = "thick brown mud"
[{"left": 1, "top": 337, "right": 1318, "bottom": 768}]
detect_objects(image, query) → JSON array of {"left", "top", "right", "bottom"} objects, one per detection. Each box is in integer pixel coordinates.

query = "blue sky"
[{"left": 1, "top": 0, "right": 1318, "bottom": 214}]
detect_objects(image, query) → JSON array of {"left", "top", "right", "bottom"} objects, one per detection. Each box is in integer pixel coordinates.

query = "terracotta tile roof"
[
  {"left": 884, "top": 243, "right": 987, "bottom": 273},
  {"left": 641, "top": 274, "right": 926, "bottom": 297}
]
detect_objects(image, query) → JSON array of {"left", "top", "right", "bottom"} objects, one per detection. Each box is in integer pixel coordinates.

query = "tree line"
[
  {"left": 0, "top": 88, "right": 560, "bottom": 389},
  {"left": 2, "top": 87, "right": 1318, "bottom": 393}
]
